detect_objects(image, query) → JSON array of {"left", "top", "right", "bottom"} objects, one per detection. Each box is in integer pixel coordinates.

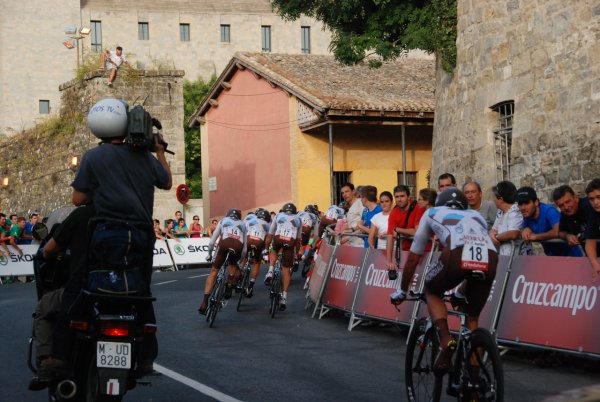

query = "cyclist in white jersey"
[
  {"left": 318, "top": 204, "right": 345, "bottom": 237},
  {"left": 242, "top": 208, "right": 271, "bottom": 297},
  {"left": 264, "top": 203, "right": 302, "bottom": 310},
  {"left": 198, "top": 209, "right": 247, "bottom": 315},
  {"left": 390, "top": 188, "right": 498, "bottom": 374},
  {"left": 297, "top": 204, "right": 320, "bottom": 256}
]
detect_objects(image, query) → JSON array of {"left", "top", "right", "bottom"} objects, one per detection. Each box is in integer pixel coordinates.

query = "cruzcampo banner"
[
  {"left": 307, "top": 242, "right": 335, "bottom": 303},
  {"left": 320, "top": 245, "right": 367, "bottom": 312}
]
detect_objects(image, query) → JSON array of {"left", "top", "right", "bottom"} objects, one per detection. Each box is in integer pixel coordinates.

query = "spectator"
[
  {"left": 164, "top": 219, "right": 177, "bottom": 239},
  {"left": 340, "top": 183, "right": 364, "bottom": 246},
  {"left": 21, "top": 212, "right": 40, "bottom": 245},
  {"left": 357, "top": 185, "right": 382, "bottom": 247},
  {"left": 489, "top": 181, "right": 523, "bottom": 256},
  {"left": 173, "top": 211, "right": 183, "bottom": 230},
  {"left": 369, "top": 191, "right": 393, "bottom": 250},
  {"left": 0, "top": 213, "right": 12, "bottom": 257},
  {"left": 189, "top": 215, "right": 203, "bottom": 238},
  {"left": 517, "top": 186, "right": 578, "bottom": 256},
  {"left": 102, "top": 46, "right": 130, "bottom": 86},
  {"left": 553, "top": 185, "right": 593, "bottom": 252},
  {"left": 207, "top": 219, "right": 218, "bottom": 238},
  {"left": 416, "top": 188, "right": 437, "bottom": 211},
  {"left": 386, "top": 185, "right": 423, "bottom": 269},
  {"left": 463, "top": 181, "right": 497, "bottom": 229},
  {"left": 584, "top": 179, "right": 600, "bottom": 281},
  {"left": 173, "top": 218, "right": 188, "bottom": 238},
  {"left": 154, "top": 219, "right": 166, "bottom": 240},
  {"left": 7, "top": 217, "right": 26, "bottom": 255},
  {"left": 7, "top": 213, "right": 17, "bottom": 230},
  {"left": 438, "top": 173, "right": 457, "bottom": 192}
]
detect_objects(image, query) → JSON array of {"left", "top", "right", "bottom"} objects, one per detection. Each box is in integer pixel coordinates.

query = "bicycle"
[
  {"left": 236, "top": 245, "right": 257, "bottom": 312},
  {"left": 268, "top": 244, "right": 289, "bottom": 318},
  {"left": 405, "top": 291, "right": 504, "bottom": 402},
  {"left": 205, "top": 248, "right": 235, "bottom": 328}
]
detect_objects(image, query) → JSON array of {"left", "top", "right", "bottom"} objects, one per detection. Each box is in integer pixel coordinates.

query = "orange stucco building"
[{"left": 190, "top": 52, "right": 436, "bottom": 222}]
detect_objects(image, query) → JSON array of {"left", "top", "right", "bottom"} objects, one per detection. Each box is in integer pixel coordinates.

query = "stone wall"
[
  {"left": 0, "top": 70, "right": 185, "bottom": 222},
  {"left": 431, "top": 1, "right": 600, "bottom": 200}
]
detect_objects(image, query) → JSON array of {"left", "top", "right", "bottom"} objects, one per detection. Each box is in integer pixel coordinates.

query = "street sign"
[{"left": 176, "top": 184, "right": 191, "bottom": 204}]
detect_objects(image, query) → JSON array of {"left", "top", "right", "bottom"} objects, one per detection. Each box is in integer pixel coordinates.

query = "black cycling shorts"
[{"left": 425, "top": 246, "right": 498, "bottom": 317}]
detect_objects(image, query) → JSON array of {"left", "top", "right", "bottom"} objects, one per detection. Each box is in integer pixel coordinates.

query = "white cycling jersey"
[
  {"left": 244, "top": 215, "right": 270, "bottom": 241},
  {"left": 324, "top": 205, "right": 345, "bottom": 220},
  {"left": 297, "top": 211, "right": 319, "bottom": 234},
  {"left": 410, "top": 207, "right": 496, "bottom": 255},
  {"left": 208, "top": 217, "right": 247, "bottom": 255},
  {"left": 269, "top": 212, "right": 302, "bottom": 240}
]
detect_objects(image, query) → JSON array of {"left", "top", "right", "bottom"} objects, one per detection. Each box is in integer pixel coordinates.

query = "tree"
[
  {"left": 183, "top": 76, "right": 216, "bottom": 198},
  {"left": 271, "top": 0, "right": 457, "bottom": 72}
]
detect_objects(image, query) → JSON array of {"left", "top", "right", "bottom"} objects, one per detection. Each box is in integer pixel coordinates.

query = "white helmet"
[{"left": 87, "top": 98, "right": 129, "bottom": 139}]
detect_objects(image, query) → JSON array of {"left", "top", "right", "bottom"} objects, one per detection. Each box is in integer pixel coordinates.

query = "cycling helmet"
[
  {"left": 87, "top": 98, "right": 129, "bottom": 139},
  {"left": 435, "top": 187, "right": 468, "bottom": 210},
  {"left": 256, "top": 209, "right": 271, "bottom": 223},
  {"left": 226, "top": 208, "right": 242, "bottom": 220},
  {"left": 304, "top": 204, "right": 318, "bottom": 215},
  {"left": 282, "top": 202, "right": 297, "bottom": 214},
  {"left": 255, "top": 207, "right": 266, "bottom": 215}
]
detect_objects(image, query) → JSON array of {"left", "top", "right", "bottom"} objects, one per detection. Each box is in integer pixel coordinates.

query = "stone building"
[
  {"left": 1, "top": 0, "right": 330, "bottom": 135},
  {"left": 431, "top": 1, "right": 600, "bottom": 199},
  {"left": 189, "top": 52, "right": 435, "bottom": 222},
  {"left": 0, "top": 70, "right": 184, "bottom": 221}
]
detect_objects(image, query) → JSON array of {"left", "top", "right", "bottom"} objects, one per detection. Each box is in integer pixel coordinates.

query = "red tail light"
[
  {"left": 70, "top": 320, "right": 89, "bottom": 331},
  {"left": 143, "top": 324, "right": 157, "bottom": 334},
  {"left": 99, "top": 322, "right": 131, "bottom": 337}
]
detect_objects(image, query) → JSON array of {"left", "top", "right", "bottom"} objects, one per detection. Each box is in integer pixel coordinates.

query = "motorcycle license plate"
[{"left": 97, "top": 342, "right": 132, "bottom": 369}]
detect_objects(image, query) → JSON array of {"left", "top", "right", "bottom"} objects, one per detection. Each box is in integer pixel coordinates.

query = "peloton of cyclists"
[
  {"left": 389, "top": 188, "right": 499, "bottom": 374},
  {"left": 198, "top": 209, "right": 247, "bottom": 315},
  {"left": 264, "top": 203, "right": 302, "bottom": 311}
]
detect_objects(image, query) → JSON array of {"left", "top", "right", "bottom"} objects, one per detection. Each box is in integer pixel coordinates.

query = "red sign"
[
  {"left": 497, "top": 255, "right": 600, "bottom": 354},
  {"left": 320, "top": 245, "right": 367, "bottom": 311},
  {"left": 176, "top": 184, "right": 191, "bottom": 204},
  {"left": 307, "top": 243, "right": 335, "bottom": 303}
]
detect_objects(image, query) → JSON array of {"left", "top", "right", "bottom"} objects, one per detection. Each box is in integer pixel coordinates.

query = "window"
[
  {"left": 397, "top": 172, "right": 418, "bottom": 199},
  {"left": 138, "top": 22, "right": 149, "bottom": 40},
  {"left": 90, "top": 20, "right": 102, "bottom": 52},
  {"left": 261, "top": 25, "right": 271, "bottom": 52},
  {"left": 39, "top": 100, "right": 50, "bottom": 114},
  {"left": 491, "top": 101, "right": 514, "bottom": 181},
  {"left": 333, "top": 171, "right": 352, "bottom": 205},
  {"left": 180, "top": 23, "right": 190, "bottom": 42},
  {"left": 301, "top": 26, "right": 311, "bottom": 54},
  {"left": 220, "top": 24, "right": 230, "bottom": 43}
]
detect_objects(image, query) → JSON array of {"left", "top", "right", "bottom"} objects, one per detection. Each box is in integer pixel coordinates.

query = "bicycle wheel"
[
  {"left": 458, "top": 329, "right": 504, "bottom": 402},
  {"left": 236, "top": 265, "right": 250, "bottom": 312},
  {"left": 405, "top": 317, "right": 443, "bottom": 402},
  {"left": 270, "top": 270, "right": 281, "bottom": 318},
  {"left": 209, "top": 277, "right": 225, "bottom": 328}
]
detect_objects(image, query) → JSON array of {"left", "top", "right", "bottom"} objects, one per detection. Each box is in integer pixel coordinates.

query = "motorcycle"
[{"left": 27, "top": 211, "right": 156, "bottom": 402}]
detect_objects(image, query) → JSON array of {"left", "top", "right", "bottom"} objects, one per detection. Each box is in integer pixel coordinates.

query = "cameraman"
[{"left": 71, "top": 98, "right": 172, "bottom": 372}]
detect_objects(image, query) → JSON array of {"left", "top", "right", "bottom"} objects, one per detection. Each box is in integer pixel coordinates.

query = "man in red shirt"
[{"left": 386, "top": 185, "right": 424, "bottom": 269}]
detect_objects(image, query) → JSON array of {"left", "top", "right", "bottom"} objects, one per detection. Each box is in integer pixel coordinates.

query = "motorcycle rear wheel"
[{"left": 85, "top": 357, "right": 124, "bottom": 402}]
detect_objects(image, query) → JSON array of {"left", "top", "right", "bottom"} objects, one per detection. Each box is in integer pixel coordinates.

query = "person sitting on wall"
[{"left": 102, "top": 46, "right": 131, "bottom": 86}]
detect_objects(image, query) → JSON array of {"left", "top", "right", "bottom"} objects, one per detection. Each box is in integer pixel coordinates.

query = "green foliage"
[
  {"left": 183, "top": 75, "right": 217, "bottom": 198},
  {"left": 271, "top": 0, "right": 457, "bottom": 73},
  {"left": 76, "top": 52, "right": 104, "bottom": 81}
]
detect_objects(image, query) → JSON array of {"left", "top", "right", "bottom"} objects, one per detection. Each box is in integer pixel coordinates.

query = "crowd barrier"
[
  {"left": 307, "top": 243, "right": 600, "bottom": 358},
  {"left": 0, "top": 238, "right": 212, "bottom": 277}
]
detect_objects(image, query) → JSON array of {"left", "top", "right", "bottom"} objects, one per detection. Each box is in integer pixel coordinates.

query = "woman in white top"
[{"left": 368, "top": 191, "right": 394, "bottom": 250}]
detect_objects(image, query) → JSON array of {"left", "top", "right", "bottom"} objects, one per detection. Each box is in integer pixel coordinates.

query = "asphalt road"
[{"left": 1, "top": 267, "right": 599, "bottom": 402}]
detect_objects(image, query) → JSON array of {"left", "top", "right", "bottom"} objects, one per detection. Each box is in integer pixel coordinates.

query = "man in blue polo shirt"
[{"left": 517, "top": 186, "right": 581, "bottom": 256}]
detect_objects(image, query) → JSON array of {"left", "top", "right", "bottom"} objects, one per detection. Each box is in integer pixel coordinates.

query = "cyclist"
[
  {"left": 389, "top": 187, "right": 498, "bottom": 374},
  {"left": 318, "top": 204, "right": 345, "bottom": 238},
  {"left": 242, "top": 208, "right": 271, "bottom": 297},
  {"left": 264, "top": 203, "right": 302, "bottom": 311},
  {"left": 198, "top": 208, "right": 247, "bottom": 315},
  {"left": 297, "top": 204, "right": 320, "bottom": 259}
]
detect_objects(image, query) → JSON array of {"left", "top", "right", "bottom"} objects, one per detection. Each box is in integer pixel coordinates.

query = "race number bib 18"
[{"left": 460, "top": 234, "right": 489, "bottom": 271}]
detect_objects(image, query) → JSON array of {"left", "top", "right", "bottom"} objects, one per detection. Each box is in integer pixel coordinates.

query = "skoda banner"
[
  {"left": 153, "top": 240, "right": 175, "bottom": 268},
  {"left": 167, "top": 238, "right": 211, "bottom": 266},
  {"left": 0, "top": 245, "right": 38, "bottom": 276}
]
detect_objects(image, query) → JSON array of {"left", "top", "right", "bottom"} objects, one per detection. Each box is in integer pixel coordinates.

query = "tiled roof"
[{"left": 236, "top": 52, "right": 436, "bottom": 113}]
